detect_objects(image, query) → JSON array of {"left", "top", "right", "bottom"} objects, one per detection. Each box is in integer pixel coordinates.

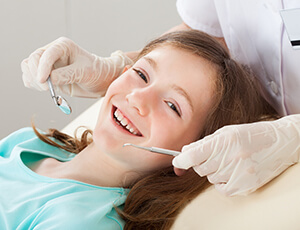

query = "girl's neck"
[{"left": 32, "top": 142, "right": 139, "bottom": 188}]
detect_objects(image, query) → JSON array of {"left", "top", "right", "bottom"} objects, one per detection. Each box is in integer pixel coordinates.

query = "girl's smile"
[{"left": 111, "top": 105, "right": 143, "bottom": 137}]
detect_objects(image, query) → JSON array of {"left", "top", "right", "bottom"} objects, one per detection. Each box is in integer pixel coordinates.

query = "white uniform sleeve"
[{"left": 176, "top": 0, "right": 223, "bottom": 37}]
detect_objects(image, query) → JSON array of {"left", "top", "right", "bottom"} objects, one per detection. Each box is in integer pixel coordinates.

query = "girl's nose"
[{"left": 126, "top": 87, "right": 158, "bottom": 116}]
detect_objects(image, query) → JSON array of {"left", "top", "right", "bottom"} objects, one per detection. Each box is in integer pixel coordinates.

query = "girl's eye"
[
  {"left": 166, "top": 101, "right": 181, "bottom": 117},
  {"left": 133, "top": 68, "right": 148, "bottom": 83}
]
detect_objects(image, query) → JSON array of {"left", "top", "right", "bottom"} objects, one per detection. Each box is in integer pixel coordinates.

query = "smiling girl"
[{"left": 0, "top": 30, "right": 277, "bottom": 229}]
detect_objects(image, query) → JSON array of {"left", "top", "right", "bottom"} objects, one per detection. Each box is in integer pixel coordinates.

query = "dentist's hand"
[
  {"left": 173, "top": 115, "right": 300, "bottom": 196},
  {"left": 21, "top": 37, "right": 133, "bottom": 97}
]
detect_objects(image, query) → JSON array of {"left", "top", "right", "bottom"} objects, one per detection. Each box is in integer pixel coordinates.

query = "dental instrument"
[
  {"left": 47, "top": 77, "right": 72, "bottom": 115},
  {"left": 123, "top": 143, "right": 180, "bottom": 156}
]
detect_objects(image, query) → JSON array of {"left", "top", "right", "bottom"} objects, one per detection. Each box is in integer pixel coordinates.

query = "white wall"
[{"left": 0, "top": 0, "right": 181, "bottom": 139}]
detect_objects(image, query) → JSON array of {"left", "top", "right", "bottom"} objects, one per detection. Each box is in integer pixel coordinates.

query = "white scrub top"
[{"left": 177, "top": 0, "right": 300, "bottom": 116}]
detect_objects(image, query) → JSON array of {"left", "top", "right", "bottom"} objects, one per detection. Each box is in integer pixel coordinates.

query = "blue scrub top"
[{"left": 0, "top": 128, "right": 129, "bottom": 230}]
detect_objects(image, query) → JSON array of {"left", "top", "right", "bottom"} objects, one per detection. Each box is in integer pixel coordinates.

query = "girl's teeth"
[
  {"left": 114, "top": 109, "right": 140, "bottom": 136},
  {"left": 116, "top": 111, "right": 123, "bottom": 121},
  {"left": 121, "top": 118, "right": 128, "bottom": 126}
]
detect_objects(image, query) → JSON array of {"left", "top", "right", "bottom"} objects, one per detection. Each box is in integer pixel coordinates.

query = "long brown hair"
[{"left": 33, "top": 30, "right": 278, "bottom": 229}]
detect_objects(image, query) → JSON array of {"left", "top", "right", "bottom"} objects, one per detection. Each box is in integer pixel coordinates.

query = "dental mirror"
[{"left": 47, "top": 77, "right": 72, "bottom": 115}]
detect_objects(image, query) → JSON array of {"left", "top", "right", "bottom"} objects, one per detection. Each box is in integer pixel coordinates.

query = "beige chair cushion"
[
  {"left": 172, "top": 163, "right": 300, "bottom": 229},
  {"left": 63, "top": 98, "right": 300, "bottom": 229}
]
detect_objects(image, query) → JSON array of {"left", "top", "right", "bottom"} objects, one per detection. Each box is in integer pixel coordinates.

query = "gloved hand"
[
  {"left": 173, "top": 114, "right": 300, "bottom": 196},
  {"left": 21, "top": 37, "right": 133, "bottom": 97}
]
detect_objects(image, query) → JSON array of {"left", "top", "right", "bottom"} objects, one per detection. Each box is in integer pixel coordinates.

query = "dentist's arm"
[
  {"left": 21, "top": 37, "right": 133, "bottom": 97},
  {"left": 173, "top": 114, "right": 300, "bottom": 196},
  {"left": 20, "top": 23, "right": 189, "bottom": 97}
]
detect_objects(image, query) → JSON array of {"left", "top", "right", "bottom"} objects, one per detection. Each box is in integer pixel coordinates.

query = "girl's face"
[{"left": 93, "top": 45, "right": 217, "bottom": 175}]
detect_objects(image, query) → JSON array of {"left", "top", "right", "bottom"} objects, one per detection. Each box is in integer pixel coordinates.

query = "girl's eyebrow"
[
  {"left": 143, "top": 56, "right": 194, "bottom": 113},
  {"left": 143, "top": 56, "right": 157, "bottom": 70}
]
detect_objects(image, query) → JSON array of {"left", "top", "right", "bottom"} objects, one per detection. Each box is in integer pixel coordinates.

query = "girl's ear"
[{"left": 122, "top": 65, "right": 131, "bottom": 74}]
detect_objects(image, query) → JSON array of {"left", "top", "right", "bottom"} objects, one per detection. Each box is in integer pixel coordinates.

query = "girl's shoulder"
[
  {"left": 0, "top": 127, "right": 36, "bottom": 158},
  {"left": 29, "top": 188, "right": 128, "bottom": 230}
]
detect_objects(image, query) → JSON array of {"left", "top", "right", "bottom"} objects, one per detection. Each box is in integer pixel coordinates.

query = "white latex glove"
[
  {"left": 173, "top": 114, "right": 300, "bottom": 196},
  {"left": 21, "top": 37, "right": 133, "bottom": 97}
]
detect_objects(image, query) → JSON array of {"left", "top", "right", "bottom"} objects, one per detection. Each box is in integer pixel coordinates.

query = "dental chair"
[{"left": 63, "top": 98, "right": 300, "bottom": 230}]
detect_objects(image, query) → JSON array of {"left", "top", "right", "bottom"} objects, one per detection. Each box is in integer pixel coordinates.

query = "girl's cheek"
[
  {"left": 106, "top": 78, "right": 126, "bottom": 95},
  {"left": 110, "top": 75, "right": 133, "bottom": 92}
]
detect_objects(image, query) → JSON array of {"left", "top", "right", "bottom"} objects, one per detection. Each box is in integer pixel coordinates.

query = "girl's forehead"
[{"left": 144, "top": 46, "right": 217, "bottom": 77}]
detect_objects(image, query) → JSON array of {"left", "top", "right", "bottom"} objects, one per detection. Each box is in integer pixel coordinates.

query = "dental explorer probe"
[{"left": 123, "top": 143, "right": 180, "bottom": 156}]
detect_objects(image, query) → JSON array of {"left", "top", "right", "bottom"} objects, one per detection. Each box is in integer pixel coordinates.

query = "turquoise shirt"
[{"left": 0, "top": 128, "right": 129, "bottom": 230}]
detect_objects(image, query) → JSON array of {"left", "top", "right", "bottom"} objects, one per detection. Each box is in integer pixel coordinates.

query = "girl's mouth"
[{"left": 112, "top": 106, "right": 143, "bottom": 137}]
